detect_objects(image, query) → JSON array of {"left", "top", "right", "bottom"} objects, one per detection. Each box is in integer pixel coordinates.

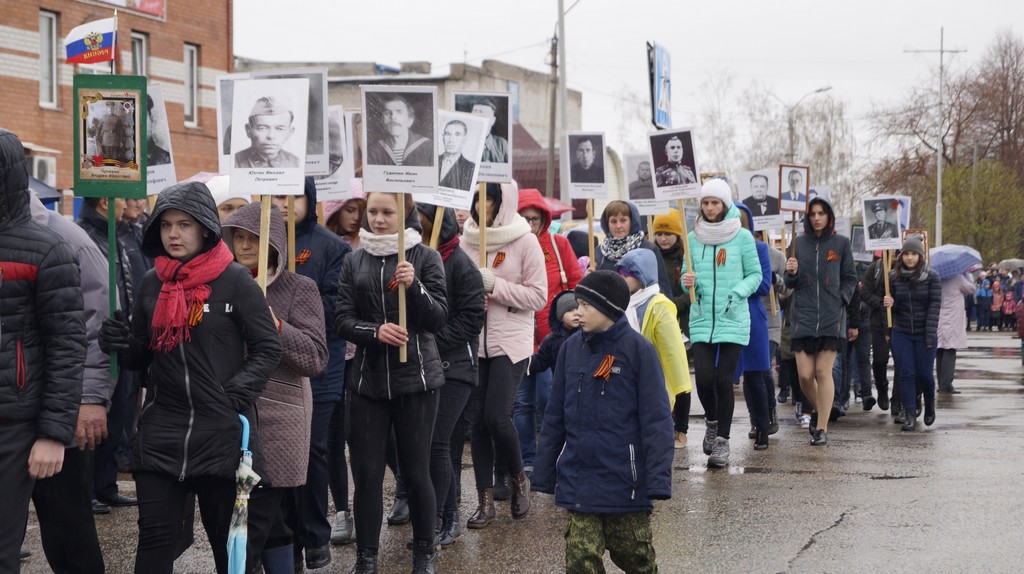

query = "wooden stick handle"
[
  {"left": 646, "top": 215, "right": 654, "bottom": 242},
  {"left": 430, "top": 206, "right": 444, "bottom": 249},
  {"left": 478, "top": 182, "right": 487, "bottom": 268},
  {"left": 677, "top": 200, "right": 695, "bottom": 303},
  {"left": 398, "top": 192, "right": 407, "bottom": 363},
  {"left": 287, "top": 196, "right": 296, "bottom": 273},
  {"left": 789, "top": 218, "right": 797, "bottom": 259},
  {"left": 587, "top": 199, "right": 595, "bottom": 272},
  {"left": 257, "top": 195, "right": 272, "bottom": 295},
  {"left": 883, "top": 250, "right": 893, "bottom": 328}
]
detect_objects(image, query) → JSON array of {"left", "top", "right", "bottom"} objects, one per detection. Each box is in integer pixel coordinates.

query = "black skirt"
[{"left": 791, "top": 336, "right": 841, "bottom": 355}]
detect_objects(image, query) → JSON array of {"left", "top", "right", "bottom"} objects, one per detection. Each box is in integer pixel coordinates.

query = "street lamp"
[{"left": 776, "top": 86, "right": 832, "bottom": 163}]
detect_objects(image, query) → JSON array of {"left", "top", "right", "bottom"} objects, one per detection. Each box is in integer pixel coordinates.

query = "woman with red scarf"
[{"left": 99, "top": 181, "right": 282, "bottom": 574}]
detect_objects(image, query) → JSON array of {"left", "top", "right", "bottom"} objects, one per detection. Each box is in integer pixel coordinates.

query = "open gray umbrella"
[{"left": 997, "top": 259, "right": 1024, "bottom": 271}]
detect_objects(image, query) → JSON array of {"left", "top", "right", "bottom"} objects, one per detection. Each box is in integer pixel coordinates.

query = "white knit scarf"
[
  {"left": 626, "top": 284, "right": 661, "bottom": 332},
  {"left": 462, "top": 214, "right": 532, "bottom": 253},
  {"left": 694, "top": 216, "right": 741, "bottom": 246},
  {"left": 359, "top": 227, "right": 424, "bottom": 256}
]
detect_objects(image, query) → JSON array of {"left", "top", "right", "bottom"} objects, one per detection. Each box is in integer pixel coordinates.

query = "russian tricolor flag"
[{"left": 64, "top": 17, "right": 117, "bottom": 64}]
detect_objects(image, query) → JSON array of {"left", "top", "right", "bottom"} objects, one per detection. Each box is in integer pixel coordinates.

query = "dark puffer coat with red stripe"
[{"left": 0, "top": 129, "right": 86, "bottom": 445}]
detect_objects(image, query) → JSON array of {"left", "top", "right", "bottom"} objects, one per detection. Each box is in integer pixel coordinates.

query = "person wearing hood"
[
  {"left": 205, "top": 174, "right": 250, "bottom": 223},
  {"left": 784, "top": 197, "right": 856, "bottom": 446},
  {"left": 98, "top": 181, "right": 282, "bottom": 574},
  {"left": 975, "top": 276, "right": 993, "bottom": 331},
  {"left": 321, "top": 192, "right": 366, "bottom": 546},
  {"left": 222, "top": 202, "right": 329, "bottom": 572},
  {"left": 335, "top": 192, "right": 448, "bottom": 573},
  {"left": 616, "top": 249, "right": 692, "bottom": 413},
  {"left": 992, "top": 279, "right": 1005, "bottom": 331},
  {"left": 596, "top": 200, "right": 673, "bottom": 295},
  {"left": 733, "top": 202, "right": 777, "bottom": 450},
  {"left": 460, "top": 182, "right": 547, "bottom": 528},
  {"left": 682, "top": 178, "right": 762, "bottom": 468},
  {"left": 271, "top": 178, "right": 352, "bottom": 569},
  {"left": 0, "top": 128, "right": 86, "bottom": 573},
  {"left": 415, "top": 203, "right": 486, "bottom": 547},
  {"left": 937, "top": 270, "right": 974, "bottom": 390},
  {"left": 881, "top": 235, "right": 942, "bottom": 431},
  {"left": 514, "top": 188, "right": 582, "bottom": 477}
]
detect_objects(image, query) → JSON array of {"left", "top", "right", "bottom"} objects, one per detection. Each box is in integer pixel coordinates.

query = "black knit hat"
[{"left": 575, "top": 270, "right": 630, "bottom": 322}]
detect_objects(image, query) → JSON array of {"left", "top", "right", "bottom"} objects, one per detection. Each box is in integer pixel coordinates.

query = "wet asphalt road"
[{"left": 20, "top": 331, "right": 1024, "bottom": 573}]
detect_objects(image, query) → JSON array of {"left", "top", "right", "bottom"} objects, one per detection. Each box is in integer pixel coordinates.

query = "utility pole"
[
  {"left": 557, "top": 0, "right": 568, "bottom": 210},
  {"left": 545, "top": 35, "right": 558, "bottom": 199},
  {"left": 776, "top": 86, "right": 831, "bottom": 164},
  {"left": 906, "top": 28, "right": 966, "bottom": 247}
]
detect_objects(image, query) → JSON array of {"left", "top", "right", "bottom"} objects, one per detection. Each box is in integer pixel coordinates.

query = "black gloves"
[{"left": 99, "top": 310, "right": 131, "bottom": 354}]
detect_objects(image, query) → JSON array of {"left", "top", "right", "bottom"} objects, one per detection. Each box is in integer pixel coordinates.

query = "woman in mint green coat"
[{"left": 682, "top": 178, "right": 763, "bottom": 468}]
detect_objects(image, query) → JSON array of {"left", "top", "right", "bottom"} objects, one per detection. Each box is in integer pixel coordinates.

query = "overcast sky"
[{"left": 235, "top": 0, "right": 1020, "bottom": 163}]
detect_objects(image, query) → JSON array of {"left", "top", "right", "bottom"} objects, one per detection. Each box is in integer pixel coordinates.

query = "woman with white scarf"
[{"left": 682, "top": 179, "right": 763, "bottom": 468}]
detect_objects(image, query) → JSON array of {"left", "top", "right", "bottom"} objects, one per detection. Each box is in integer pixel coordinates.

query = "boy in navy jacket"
[{"left": 533, "top": 271, "right": 674, "bottom": 573}]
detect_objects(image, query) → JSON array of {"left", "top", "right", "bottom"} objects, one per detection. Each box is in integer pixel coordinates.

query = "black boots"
[
  {"left": 493, "top": 468, "right": 511, "bottom": 501},
  {"left": 924, "top": 400, "right": 936, "bottom": 426},
  {"left": 877, "top": 386, "right": 890, "bottom": 411},
  {"left": 902, "top": 408, "right": 917, "bottom": 431},
  {"left": 466, "top": 489, "right": 495, "bottom": 529},
  {"left": 768, "top": 405, "right": 779, "bottom": 435},
  {"left": 438, "top": 509, "right": 461, "bottom": 546},
  {"left": 411, "top": 539, "right": 437, "bottom": 574},
  {"left": 350, "top": 547, "right": 378, "bottom": 574},
  {"left": 510, "top": 469, "right": 532, "bottom": 519},
  {"left": 754, "top": 429, "right": 769, "bottom": 451},
  {"left": 387, "top": 497, "right": 410, "bottom": 525}
]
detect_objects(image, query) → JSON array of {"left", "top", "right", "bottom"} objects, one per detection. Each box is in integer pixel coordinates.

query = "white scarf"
[
  {"left": 359, "top": 227, "right": 424, "bottom": 256},
  {"left": 626, "top": 284, "right": 661, "bottom": 332},
  {"left": 462, "top": 214, "right": 532, "bottom": 253},
  {"left": 694, "top": 216, "right": 742, "bottom": 246}
]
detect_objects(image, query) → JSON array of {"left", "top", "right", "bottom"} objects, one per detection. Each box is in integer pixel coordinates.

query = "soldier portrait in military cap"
[
  {"left": 234, "top": 95, "right": 302, "bottom": 168},
  {"left": 862, "top": 195, "right": 903, "bottom": 251},
  {"left": 229, "top": 77, "right": 309, "bottom": 196},
  {"left": 647, "top": 128, "right": 700, "bottom": 200}
]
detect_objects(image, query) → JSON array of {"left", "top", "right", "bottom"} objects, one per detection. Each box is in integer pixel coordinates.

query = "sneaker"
[
  {"left": 674, "top": 432, "right": 688, "bottom": 449},
  {"left": 810, "top": 429, "right": 828, "bottom": 446},
  {"left": 800, "top": 414, "right": 811, "bottom": 429},
  {"left": 707, "top": 437, "right": 730, "bottom": 468},
  {"left": 702, "top": 421, "right": 718, "bottom": 455},
  {"left": 330, "top": 511, "right": 355, "bottom": 545}
]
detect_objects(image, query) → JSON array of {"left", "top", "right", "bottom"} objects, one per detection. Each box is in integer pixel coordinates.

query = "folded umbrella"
[
  {"left": 930, "top": 244, "right": 982, "bottom": 280},
  {"left": 227, "top": 414, "right": 260, "bottom": 574}
]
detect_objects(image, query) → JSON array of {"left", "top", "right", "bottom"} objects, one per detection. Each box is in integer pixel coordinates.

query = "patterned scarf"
[
  {"left": 150, "top": 241, "right": 234, "bottom": 353},
  {"left": 437, "top": 235, "right": 460, "bottom": 262},
  {"left": 600, "top": 231, "right": 644, "bottom": 263}
]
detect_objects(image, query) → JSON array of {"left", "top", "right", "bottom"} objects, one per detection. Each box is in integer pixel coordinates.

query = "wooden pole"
[
  {"left": 429, "top": 206, "right": 444, "bottom": 249},
  {"left": 257, "top": 195, "right": 272, "bottom": 295},
  {"left": 789, "top": 217, "right": 797, "bottom": 258},
  {"left": 587, "top": 199, "right": 595, "bottom": 271},
  {"left": 287, "top": 196, "right": 296, "bottom": 272},
  {"left": 677, "top": 200, "right": 695, "bottom": 303},
  {"left": 646, "top": 215, "right": 654, "bottom": 242},
  {"left": 317, "top": 202, "right": 325, "bottom": 226},
  {"left": 398, "top": 192, "right": 407, "bottom": 363},
  {"left": 478, "top": 182, "right": 487, "bottom": 268},
  {"left": 883, "top": 250, "right": 893, "bottom": 328},
  {"left": 147, "top": 195, "right": 156, "bottom": 213}
]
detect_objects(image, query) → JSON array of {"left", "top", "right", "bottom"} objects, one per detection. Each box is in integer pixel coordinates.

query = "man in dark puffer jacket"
[{"left": 0, "top": 129, "right": 86, "bottom": 572}]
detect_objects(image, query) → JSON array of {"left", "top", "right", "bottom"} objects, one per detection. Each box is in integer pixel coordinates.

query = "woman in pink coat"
[{"left": 459, "top": 182, "right": 547, "bottom": 528}]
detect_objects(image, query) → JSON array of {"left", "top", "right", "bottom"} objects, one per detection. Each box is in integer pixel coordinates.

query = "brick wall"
[{"left": 0, "top": 0, "right": 233, "bottom": 190}]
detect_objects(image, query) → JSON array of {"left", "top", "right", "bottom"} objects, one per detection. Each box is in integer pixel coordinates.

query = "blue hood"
[
  {"left": 600, "top": 200, "right": 644, "bottom": 236},
  {"left": 617, "top": 248, "right": 659, "bottom": 288},
  {"left": 735, "top": 201, "right": 756, "bottom": 233}
]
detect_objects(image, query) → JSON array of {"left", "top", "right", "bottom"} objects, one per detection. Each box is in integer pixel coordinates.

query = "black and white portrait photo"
[
  {"left": 314, "top": 105, "right": 355, "bottom": 201},
  {"left": 216, "top": 72, "right": 248, "bottom": 174},
  {"left": 453, "top": 91, "right": 512, "bottom": 182},
  {"left": 145, "top": 83, "right": 176, "bottom": 195},
  {"left": 851, "top": 226, "right": 873, "bottom": 262},
  {"left": 425, "top": 110, "right": 488, "bottom": 210},
  {"left": 361, "top": 85, "right": 438, "bottom": 193},
  {"left": 229, "top": 77, "right": 308, "bottom": 196},
  {"left": 647, "top": 128, "right": 700, "bottom": 200},
  {"left": 250, "top": 67, "right": 330, "bottom": 176},
  {"left": 862, "top": 196, "right": 903, "bottom": 251},
  {"left": 737, "top": 168, "right": 783, "bottom": 230},
  {"left": 347, "top": 110, "right": 363, "bottom": 179},
  {"left": 568, "top": 133, "right": 605, "bottom": 184},
  {"left": 808, "top": 185, "right": 830, "bottom": 202},
  {"left": 624, "top": 152, "right": 668, "bottom": 216},
  {"left": 779, "top": 165, "right": 809, "bottom": 212}
]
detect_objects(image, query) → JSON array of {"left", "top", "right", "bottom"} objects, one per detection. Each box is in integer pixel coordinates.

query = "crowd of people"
[{"left": 1, "top": 123, "right": 1006, "bottom": 573}]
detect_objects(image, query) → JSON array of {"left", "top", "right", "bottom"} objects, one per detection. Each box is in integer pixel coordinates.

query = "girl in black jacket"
[
  {"left": 335, "top": 192, "right": 448, "bottom": 573},
  {"left": 100, "top": 182, "right": 282, "bottom": 574},
  {"left": 881, "top": 235, "right": 941, "bottom": 431}
]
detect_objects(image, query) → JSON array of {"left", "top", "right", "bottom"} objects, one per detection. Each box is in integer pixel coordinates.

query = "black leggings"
[
  {"left": 134, "top": 471, "right": 235, "bottom": 574},
  {"left": 349, "top": 389, "right": 438, "bottom": 549},
  {"left": 692, "top": 342, "right": 743, "bottom": 440},
  {"left": 327, "top": 361, "right": 353, "bottom": 513},
  {"left": 470, "top": 356, "right": 527, "bottom": 488}
]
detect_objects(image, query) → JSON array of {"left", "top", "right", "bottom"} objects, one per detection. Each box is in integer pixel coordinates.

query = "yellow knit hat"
[{"left": 653, "top": 209, "right": 682, "bottom": 237}]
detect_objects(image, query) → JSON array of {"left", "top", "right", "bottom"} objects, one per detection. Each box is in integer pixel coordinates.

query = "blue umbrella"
[
  {"left": 930, "top": 244, "right": 982, "bottom": 280},
  {"left": 227, "top": 414, "right": 260, "bottom": 574}
]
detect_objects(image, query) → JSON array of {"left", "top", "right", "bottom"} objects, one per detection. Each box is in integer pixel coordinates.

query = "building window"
[
  {"left": 184, "top": 43, "right": 199, "bottom": 126},
  {"left": 131, "top": 32, "right": 148, "bottom": 76},
  {"left": 39, "top": 11, "right": 58, "bottom": 106}
]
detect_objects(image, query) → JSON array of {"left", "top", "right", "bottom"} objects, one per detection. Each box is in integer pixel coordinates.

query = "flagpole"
[{"left": 110, "top": 10, "right": 117, "bottom": 74}]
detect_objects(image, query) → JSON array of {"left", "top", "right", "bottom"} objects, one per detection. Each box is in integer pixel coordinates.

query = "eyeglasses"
[{"left": 523, "top": 216, "right": 542, "bottom": 223}]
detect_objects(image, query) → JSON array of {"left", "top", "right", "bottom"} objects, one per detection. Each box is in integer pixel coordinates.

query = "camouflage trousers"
[{"left": 564, "top": 510, "right": 657, "bottom": 574}]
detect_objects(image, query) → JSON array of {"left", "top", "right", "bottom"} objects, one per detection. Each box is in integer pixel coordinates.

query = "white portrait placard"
[
  {"left": 249, "top": 67, "right": 330, "bottom": 176},
  {"left": 648, "top": 128, "right": 700, "bottom": 200},
  {"left": 565, "top": 131, "right": 607, "bottom": 200},
  {"left": 862, "top": 196, "right": 904, "bottom": 251},
  {"left": 216, "top": 72, "right": 250, "bottom": 175},
  {"left": 314, "top": 105, "right": 355, "bottom": 201},
  {"left": 624, "top": 152, "right": 669, "bottom": 216},
  {"left": 419, "top": 110, "right": 490, "bottom": 210},
  {"left": 361, "top": 85, "right": 438, "bottom": 194},
  {"left": 737, "top": 168, "right": 783, "bottom": 230},
  {"left": 229, "top": 78, "right": 309, "bottom": 196},
  {"left": 145, "top": 83, "right": 176, "bottom": 195},
  {"left": 452, "top": 91, "right": 512, "bottom": 183}
]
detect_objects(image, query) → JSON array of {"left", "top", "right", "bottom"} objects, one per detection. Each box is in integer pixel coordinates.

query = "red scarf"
[
  {"left": 437, "top": 235, "right": 460, "bottom": 262},
  {"left": 150, "top": 241, "right": 234, "bottom": 353}
]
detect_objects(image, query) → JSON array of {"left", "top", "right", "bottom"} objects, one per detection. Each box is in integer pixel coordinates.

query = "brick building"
[{"left": 0, "top": 0, "right": 232, "bottom": 191}]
